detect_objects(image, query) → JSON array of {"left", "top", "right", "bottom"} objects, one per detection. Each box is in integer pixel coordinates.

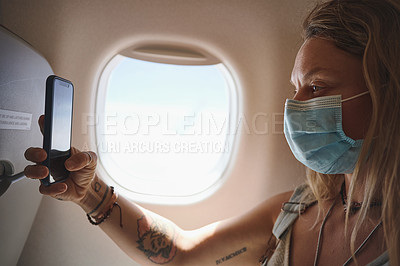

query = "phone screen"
[{"left": 43, "top": 76, "right": 74, "bottom": 185}]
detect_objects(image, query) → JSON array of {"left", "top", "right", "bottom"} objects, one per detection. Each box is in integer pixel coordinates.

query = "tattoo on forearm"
[
  {"left": 94, "top": 182, "right": 101, "bottom": 192},
  {"left": 87, "top": 185, "right": 109, "bottom": 215},
  {"left": 216, "top": 247, "right": 247, "bottom": 265},
  {"left": 136, "top": 215, "right": 177, "bottom": 264}
]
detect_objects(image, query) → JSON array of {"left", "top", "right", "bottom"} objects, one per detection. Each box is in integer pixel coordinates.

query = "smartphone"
[{"left": 41, "top": 75, "right": 74, "bottom": 186}]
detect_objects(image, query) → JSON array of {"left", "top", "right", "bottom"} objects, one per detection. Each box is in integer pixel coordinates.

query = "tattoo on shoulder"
[
  {"left": 216, "top": 247, "right": 247, "bottom": 265},
  {"left": 136, "top": 215, "right": 177, "bottom": 264}
]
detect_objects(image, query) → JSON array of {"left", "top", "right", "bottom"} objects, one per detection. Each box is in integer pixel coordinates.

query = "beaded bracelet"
[{"left": 86, "top": 186, "right": 123, "bottom": 228}]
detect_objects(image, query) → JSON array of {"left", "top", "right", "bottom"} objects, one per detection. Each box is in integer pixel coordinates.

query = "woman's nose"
[{"left": 292, "top": 88, "right": 311, "bottom": 101}]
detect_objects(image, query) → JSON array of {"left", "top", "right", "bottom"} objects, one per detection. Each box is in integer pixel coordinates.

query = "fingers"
[
  {"left": 24, "top": 147, "right": 48, "bottom": 180},
  {"left": 24, "top": 165, "right": 49, "bottom": 179},
  {"left": 39, "top": 182, "right": 67, "bottom": 197},
  {"left": 24, "top": 117, "right": 47, "bottom": 179},
  {"left": 38, "top": 115, "right": 44, "bottom": 135},
  {"left": 65, "top": 150, "right": 97, "bottom": 171},
  {"left": 24, "top": 147, "right": 47, "bottom": 163}
]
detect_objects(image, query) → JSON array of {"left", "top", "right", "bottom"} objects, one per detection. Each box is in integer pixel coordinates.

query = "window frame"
[{"left": 94, "top": 51, "right": 239, "bottom": 205}]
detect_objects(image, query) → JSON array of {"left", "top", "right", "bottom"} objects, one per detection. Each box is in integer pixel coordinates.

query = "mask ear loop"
[{"left": 341, "top": 91, "right": 370, "bottom": 103}]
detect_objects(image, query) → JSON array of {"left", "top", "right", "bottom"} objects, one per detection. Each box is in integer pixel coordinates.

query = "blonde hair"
[{"left": 302, "top": 0, "right": 400, "bottom": 264}]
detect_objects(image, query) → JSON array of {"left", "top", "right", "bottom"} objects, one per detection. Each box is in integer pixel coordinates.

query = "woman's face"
[{"left": 290, "top": 37, "right": 372, "bottom": 140}]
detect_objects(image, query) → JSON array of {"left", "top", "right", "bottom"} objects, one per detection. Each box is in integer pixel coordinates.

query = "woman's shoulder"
[
  {"left": 232, "top": 183, "right": 309, "bottom": 239},
  {"left": 252, "top": 188, "right": 297, "bottom": 226},
  {"left": 268, "top": 190, "right": 295, "bottom": 222},
  {"left": 269, "top": 183, "right": 311, "bottom": 217}
]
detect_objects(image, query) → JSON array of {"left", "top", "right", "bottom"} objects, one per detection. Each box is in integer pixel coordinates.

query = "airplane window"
[{"left": 96, "top": 55, "right": 237, "bottom": 204}]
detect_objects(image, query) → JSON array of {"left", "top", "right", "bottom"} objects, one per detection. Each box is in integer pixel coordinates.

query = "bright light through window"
[{"left": 96, "top": 55, "right": 237, "bottom": 204}]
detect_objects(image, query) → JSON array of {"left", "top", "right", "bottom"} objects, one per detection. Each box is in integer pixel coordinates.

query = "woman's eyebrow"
[
  {"left": 303, "top": 67, "right": 339, "bottom": 80},
  {"left": 291, "top": 66, "right": 340, "bottom": 86}
]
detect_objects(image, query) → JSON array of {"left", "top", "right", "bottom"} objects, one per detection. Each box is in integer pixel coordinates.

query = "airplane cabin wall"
[
  {"left": 0, "top": 27, "right": 53, "bottom": 266},
  {"left": 0, "top": 0, "right": 314, "bottom": 265}
]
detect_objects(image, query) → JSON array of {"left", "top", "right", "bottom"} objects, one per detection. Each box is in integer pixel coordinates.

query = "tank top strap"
[
  {"left": 267, "top": 183, "right": 389, "bottom": 266},
  {"left": 272, "top": 183, "right": 316, "bottom": 240}
]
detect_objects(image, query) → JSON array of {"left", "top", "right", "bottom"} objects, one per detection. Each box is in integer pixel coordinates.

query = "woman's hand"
[{"left": 23, "top": 115, "right": 97, "bottom": 207}]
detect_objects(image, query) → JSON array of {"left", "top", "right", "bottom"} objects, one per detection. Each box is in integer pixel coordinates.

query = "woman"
[{"left": 24, "top": 0, "right": 400, "bottom": 265}]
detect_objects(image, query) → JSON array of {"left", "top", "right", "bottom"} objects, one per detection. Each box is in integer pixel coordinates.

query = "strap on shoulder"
[
  {"left": 272, "top": 184, "right": 315, "bottom": 240},
  {"left": 366, "top": 251, "right": 389, "bottom": 266}
]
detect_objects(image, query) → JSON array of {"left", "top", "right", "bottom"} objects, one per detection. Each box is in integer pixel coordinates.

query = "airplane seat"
[{"left": 0, "top": 26, "right": 53, "bottom": 266}]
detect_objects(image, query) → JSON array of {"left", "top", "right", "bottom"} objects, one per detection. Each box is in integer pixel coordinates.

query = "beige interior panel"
[{"left": 0, "top": 0, "right": 316, "bottom": 265}]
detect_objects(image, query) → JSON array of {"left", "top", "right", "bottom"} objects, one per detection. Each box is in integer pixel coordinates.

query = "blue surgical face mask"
[{"left": 283, "top": 91, "right": 369, "bottom": 174}]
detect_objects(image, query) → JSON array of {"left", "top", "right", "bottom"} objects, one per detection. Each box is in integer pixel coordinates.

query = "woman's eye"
[{"left": 312, "top": 85, "right": 324, "bottom": 92}]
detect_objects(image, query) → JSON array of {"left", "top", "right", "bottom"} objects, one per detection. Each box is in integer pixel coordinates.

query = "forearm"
[
  {"left": 97, "top": 199, "right": 253, "bottom": 266},
  {"left": 79, "top": 175, "right": 185, "bottom": 265},
  {"left": 101, "top": 196, "right": 186, "bottom": 265},
  {"left": 77, "top": 175, "right": 273, "bottom": 265}
]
